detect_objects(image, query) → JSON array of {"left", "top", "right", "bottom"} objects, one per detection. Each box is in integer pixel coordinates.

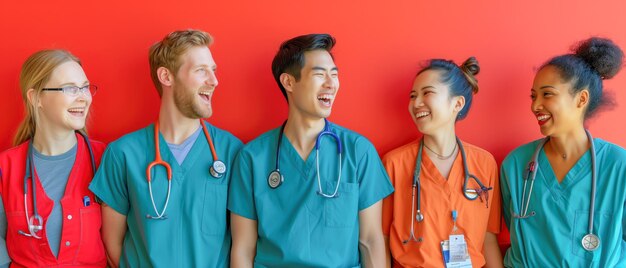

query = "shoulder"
[
  {"left": 86, "top": 139, "right": 107, "bottom": 160},
  {"left": 204, "top": 121, "right": 243, "bottom": 146},
  {"left": 502, "top": 138, "right": 544, "bottom": 168},
  {"left": 330, "top": 123, "right": 376, "bottom": 151},
  {"left": 239, "top": 127, "right": 280, "bottom": 155},
  {"left": 104, "top": 125, "right": 152, "bottom": 155},
  {"left": 0, "top": 141, "right": 28, "bottom": 161},
  {"left": 595, "top": 138, "right": 626, "bottom": 164},
  {"left": 382, "top": 139, "right": 419, "bottom": 164},
  {"left": 460, "top": 140, "right": 496, "bottom": 166}
]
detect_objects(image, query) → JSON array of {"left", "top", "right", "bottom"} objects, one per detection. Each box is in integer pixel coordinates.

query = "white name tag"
[{"left": 441, "top": 234, "right": 472, "bottom": 268}]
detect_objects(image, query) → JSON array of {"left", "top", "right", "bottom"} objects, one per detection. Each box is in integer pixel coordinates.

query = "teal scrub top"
[
  {"left": 228, "top": 122, "right": 394, "bottom": 268},
  {"left": 501, "top": 138, "right": 626, "bottom": 267},
  {"left": 89, "top": 122, "right": 242, "bottom": 268}
]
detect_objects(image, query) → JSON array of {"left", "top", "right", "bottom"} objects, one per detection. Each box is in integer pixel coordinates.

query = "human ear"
[
  {"left": 280, "top": 73, "right": 295, "bottom": 93},
  {"left": 157, "top": 67, "right": 173, "bottom": 87},
  {"left": 577, "top": 89, "right": 590, "bottom": 109},
  {"left": 26, "top": 88, "right": 41, "bottom": 108}
]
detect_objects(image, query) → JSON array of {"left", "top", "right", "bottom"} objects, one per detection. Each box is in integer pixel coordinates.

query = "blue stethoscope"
[
  {"left": 267, "top": 119, "right": 343, "bottom": 198},
  {"left": 145, "top": 120, "right": 225, "bottom": 220},
  {"left": 512, "top": 129, "right": 599, "bottom": 251},
  {"left": 19, "top": 131, "right": 95, "bottom": 239},
  {"left": 404, "top": 137, "right": 492, "bottom": 244}
]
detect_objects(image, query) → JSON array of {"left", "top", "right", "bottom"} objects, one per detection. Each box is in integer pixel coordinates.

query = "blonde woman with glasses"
[{"left": 0, "top": 50, "right": 106, "bottom": 267}]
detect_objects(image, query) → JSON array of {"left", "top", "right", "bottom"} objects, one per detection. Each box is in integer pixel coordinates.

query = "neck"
[
  {"left": 158, "top": 95, "right": 202, "bottom": 144},
  {"left": 547, "top": 128, "right": 589, "bottom": 160},
  {"left": 32, "top": 128, "right": 77, "bottom": 156},
  {"left": 422, "top": 126, "right": 457, "bottom": 157},
  {"left": 283, "top": 113, "right": 325, "bottom": 159}
]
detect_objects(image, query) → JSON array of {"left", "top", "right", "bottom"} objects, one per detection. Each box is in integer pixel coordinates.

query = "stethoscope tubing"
[
  {"left": 21, "top": 131, "right": 95, "bottom": 238},
  {"left": 270, "top": 119, "right": 343, "bottom": 198},
  {"left": 405, "top": 136, "right": 488, "bottom": 243},
  {"left": 514, "top": 130, "right": 599, "bottom": 250},
  {"left": 145, "top": 120, "right": 222, "bottom": 220}
]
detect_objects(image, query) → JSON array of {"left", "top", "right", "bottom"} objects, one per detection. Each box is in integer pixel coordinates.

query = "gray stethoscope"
[
  {"left": 512, "top": 130, "right": 600, "bottom": 252},
  {"left": 145, "top": 120, "right": 225, "bottom": 220},
  {"left": 404, "top": 137, "right": 492, "bottom": 244},
  {"left": 19, "top": 131, "right": 95, "bottom": 239},
  {"left": 267, "top": 119, "right": 343, "bottom": 198}
]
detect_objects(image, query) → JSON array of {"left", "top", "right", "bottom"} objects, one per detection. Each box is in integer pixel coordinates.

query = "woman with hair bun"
[
  {"left": 382, "top": 57, "right": 503, "bottom": 267},
  {"left": 501, "top": 37, "right": 626, "bottom": 267}
]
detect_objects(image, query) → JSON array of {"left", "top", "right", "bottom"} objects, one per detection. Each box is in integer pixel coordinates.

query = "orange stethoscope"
[{"left": 145, "top": 119, "right": 225, "bottom": 220}]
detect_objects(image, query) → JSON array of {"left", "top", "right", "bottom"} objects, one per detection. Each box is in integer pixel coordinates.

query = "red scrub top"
[{"left": 0, "top": 133, "right": 106, "bottom": 267}]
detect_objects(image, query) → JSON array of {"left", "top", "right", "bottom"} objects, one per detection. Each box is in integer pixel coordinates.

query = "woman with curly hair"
[{"left": 501, "top": 37, "right": 626, "bottom": 267}]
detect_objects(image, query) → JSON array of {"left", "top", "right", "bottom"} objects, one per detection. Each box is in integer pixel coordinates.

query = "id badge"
[{"left": 441, "top": 234, "right": 472, "bottom": 268}]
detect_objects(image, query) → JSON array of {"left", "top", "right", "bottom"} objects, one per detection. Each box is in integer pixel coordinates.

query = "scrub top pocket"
[
  {"left": 324, "top": 181, "right": 359, "bottom": 228},
  {"left": 78, "top": 203, "right": 106, "bottom": 263},
  {"left": 571, "top": 210, "right": 613, "bottom": 261},
  {"left": 202, "top": 182, "right": 228, "bottom": 236}
]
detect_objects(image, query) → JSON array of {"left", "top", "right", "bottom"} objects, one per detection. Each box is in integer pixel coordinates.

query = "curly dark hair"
[{"left": 542, "top": 37, "right": 624, "bottom": 119}]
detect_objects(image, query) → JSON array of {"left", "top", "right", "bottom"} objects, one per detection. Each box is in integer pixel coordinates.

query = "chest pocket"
[
  {"left": 571, "top": 210, "right": 613, "bottom": 262},
  {"left": 77, "top": 202, "right": 106, "bottom": 264},
  {"left": 324, "top": 181, "right": 359, "bottom": 228},
  {"left": 202, "top": 182, "right": 228, "bottom": 236}
]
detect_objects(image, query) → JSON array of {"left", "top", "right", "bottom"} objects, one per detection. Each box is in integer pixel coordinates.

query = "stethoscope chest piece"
[
  {"left": 582, "top": 233, "right": 600, "bottom": 251},
  {"left": 209, "top": 160, "right": 226, "bottom": 178},
  {"left": 268, "top": 170, "right": 283, "bottom": 189},
  {"left": 416, "top": 211, "right": 424, "bottom": 222}
]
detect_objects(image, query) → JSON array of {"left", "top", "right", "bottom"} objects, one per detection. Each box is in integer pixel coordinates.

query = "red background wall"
[{"left": 2, "top": 0, "right": 626, "bottom": 247}]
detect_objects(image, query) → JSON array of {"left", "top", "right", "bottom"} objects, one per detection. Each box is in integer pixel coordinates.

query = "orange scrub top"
[{"left": 382, "top": 139, "right": 501, "bottom": 268}]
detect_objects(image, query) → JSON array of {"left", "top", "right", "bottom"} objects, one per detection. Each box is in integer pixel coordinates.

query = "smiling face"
[
  {"left": 531, "top": 65, "right": 587, "bottom": 137},
  {"left": 284, "top": 49, "right": 339, "bottom": 120},
  {"left": 409, "top": 69, "right": 463, "bottom": 135},
  {"left": 171, "top": 46, "right": 218, "bottom": 119},
  {"left": 35, "top": 60, "right": 91, "bottom": 132}
]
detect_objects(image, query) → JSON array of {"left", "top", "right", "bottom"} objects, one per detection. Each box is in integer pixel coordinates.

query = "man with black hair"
[{"left": 228, "top": 33, "right": 393, "bottom": 267}]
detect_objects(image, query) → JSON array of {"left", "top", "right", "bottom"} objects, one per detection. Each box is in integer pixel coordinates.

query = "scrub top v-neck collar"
[{"left": 149, "top": 124, "right": 208, "bottom": 184}]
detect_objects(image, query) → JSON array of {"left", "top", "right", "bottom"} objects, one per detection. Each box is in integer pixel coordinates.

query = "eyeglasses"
[{"left": 42, "top": 85, "right": 98, "bottom": 97}]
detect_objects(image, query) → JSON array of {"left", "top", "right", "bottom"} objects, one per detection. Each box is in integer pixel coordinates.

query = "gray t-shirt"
[
  {"left": 166, "top": 126, "right": 202, "bottom": 166},
  {"left": 0, "top": 143, "right": 76, "bottom": 264}
]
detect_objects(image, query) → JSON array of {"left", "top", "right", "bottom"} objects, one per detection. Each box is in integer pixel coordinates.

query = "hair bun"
[
  {"left": 460, "top": 57, "right": 480, "bottom": 94},
  {"left": 574, "top": 37, "right": 624, "bottom": 79},
  {"left": 461, "top": 56, "right": 480, "bottom": 76}
]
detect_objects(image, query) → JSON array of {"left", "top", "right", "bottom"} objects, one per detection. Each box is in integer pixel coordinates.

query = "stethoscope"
[
  {"left": 267, "top": 119, "right": 343, "bottom": 198},
  {"left": 145, "top": 120, "right": 225, "bottom": 220},
  {"left": 512, "top": 130, "right": 600, "bottom": 252},
  {"left": 404, "top": 137, "right": 492, "bottom": 244},
  {"left": 19, "top": 131, "right": 96, "bottom": 239}
]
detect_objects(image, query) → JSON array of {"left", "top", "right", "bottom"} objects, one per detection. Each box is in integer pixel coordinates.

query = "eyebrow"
[
  {"left": 58, "top": 81, "right": 89, "bottom": 87},
  {"left": 531, "top": 85, "right": 557, "bottom": 91},
  {"left": 312, "top": 66, "right": 339, "bottom": 72},
  {"left": 195, "top": 64, "right": 216, "bottom": 69}
]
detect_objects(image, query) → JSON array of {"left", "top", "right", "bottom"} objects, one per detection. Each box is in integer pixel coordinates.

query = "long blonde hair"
[{"left": 13, "top": 50, "right": 82, "bottom": 146}]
